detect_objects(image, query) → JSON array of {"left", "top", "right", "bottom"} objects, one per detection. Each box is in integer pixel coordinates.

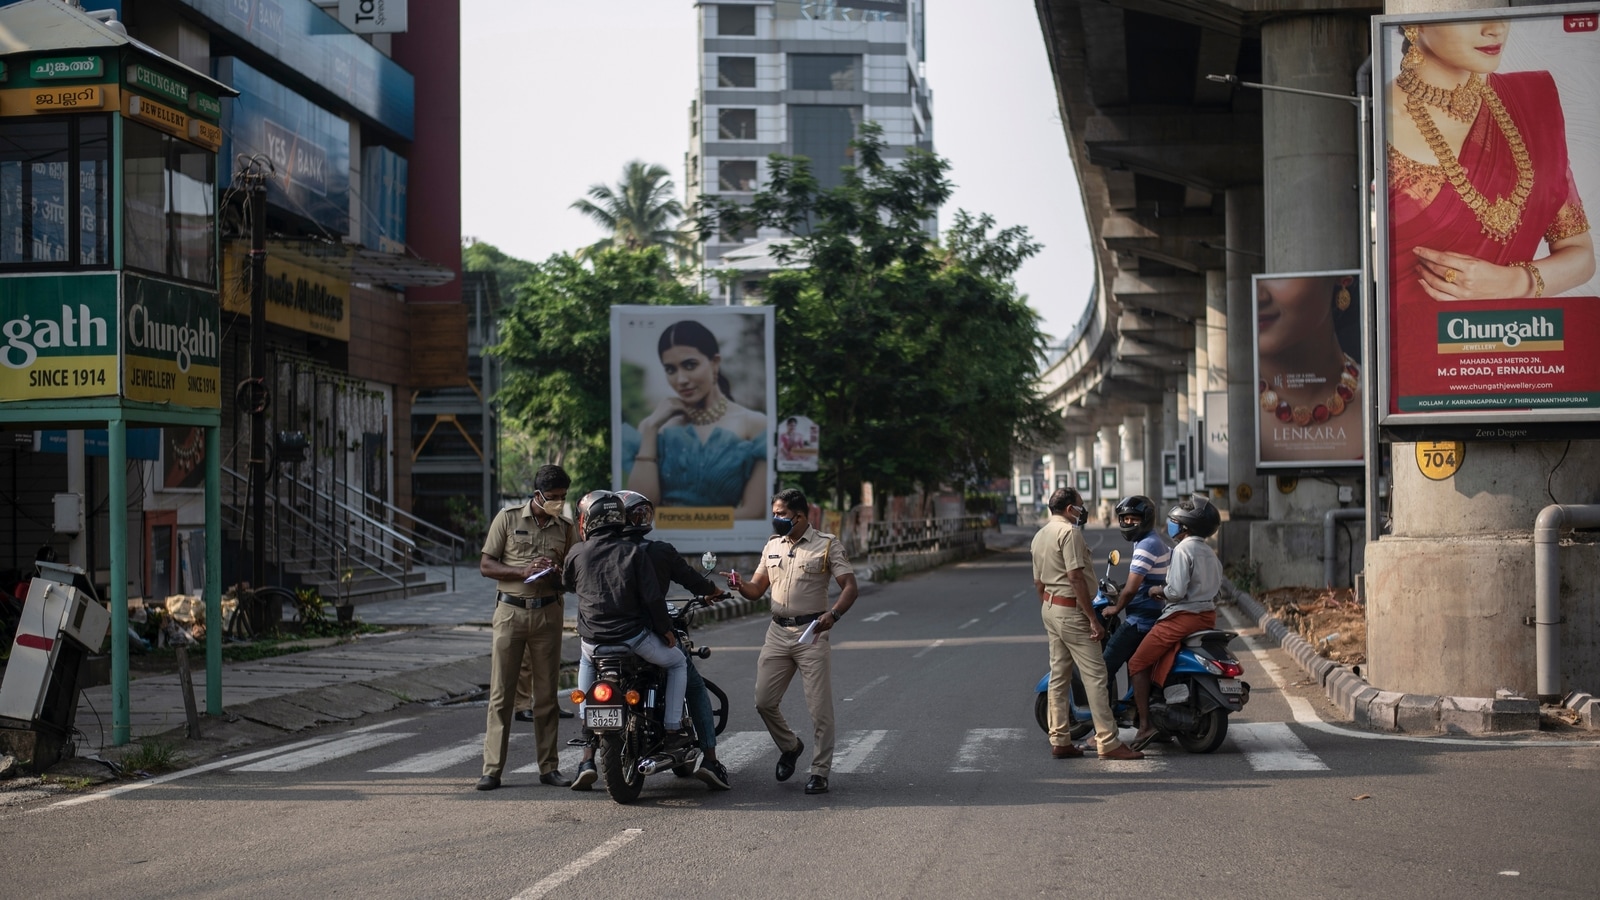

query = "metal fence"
[{"left": 865, "top": 515, "right": 990, "bottom": 576}]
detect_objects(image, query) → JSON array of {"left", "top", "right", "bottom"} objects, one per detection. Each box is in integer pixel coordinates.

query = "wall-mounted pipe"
[
  {"left": 1324, "top": 507, "right": 1365, "bottom": 590},
  {"left": 1534, "top": 504, "right": 1600, "bottom": 701}
]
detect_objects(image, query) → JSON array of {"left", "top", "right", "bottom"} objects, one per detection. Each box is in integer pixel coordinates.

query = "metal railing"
[
  {"left": 276, "top": 467, "right": 465, "bottom": 589},
  {"left": 865, "top": 515, "right": 990, "bottom": 575}
]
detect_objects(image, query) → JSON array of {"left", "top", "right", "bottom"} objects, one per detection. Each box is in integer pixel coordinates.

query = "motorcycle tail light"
[
  {"left": 1217, "top": 660, "right": 1244, "bottom": 678},
  {"left": 625, "top": 690, "right": 641, "bottom": 705},
  {"left": 592, "top": 682, "right": 614, "bottom": 703},
  {"left": 569, "top": 689, "right": 586, "bottom": 705},
  {"left": 1201, "top": 657, "right": 1224, "bottom": 675}
]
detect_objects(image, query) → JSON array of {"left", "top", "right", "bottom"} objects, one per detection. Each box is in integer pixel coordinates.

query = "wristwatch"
[{"left": 829, "top": 608, "right": 844, "bottom": 619}]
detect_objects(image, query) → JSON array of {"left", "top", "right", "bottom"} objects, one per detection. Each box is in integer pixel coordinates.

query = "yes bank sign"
[{"left": 338, "top": 0, "right": 407, "bottom": 33}]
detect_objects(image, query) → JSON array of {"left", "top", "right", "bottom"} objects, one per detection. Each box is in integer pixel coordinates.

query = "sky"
[{"left": 460, "top": 1, "right": 1094, "bottom": 346}]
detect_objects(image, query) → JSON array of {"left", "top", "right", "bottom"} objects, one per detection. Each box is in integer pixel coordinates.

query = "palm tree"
[{"left": 570, "top": 161, "right": 693, "bottom": 261}]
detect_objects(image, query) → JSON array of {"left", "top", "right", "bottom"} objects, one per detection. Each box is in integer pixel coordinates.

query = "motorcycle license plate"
[
  {"left": 1219, "top": 678, "right": 1243, "bottom": 694},
  {"left": 585, "top": 706, "right": 623, "bottom": 729}
]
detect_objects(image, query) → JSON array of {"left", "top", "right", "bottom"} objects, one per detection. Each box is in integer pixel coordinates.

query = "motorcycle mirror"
[
  {"left": 1108, "top": 550, "right": 1120, "bottom": 567},
  {"left": 701, "top": 551, "right": 718, "bottom": 572}
]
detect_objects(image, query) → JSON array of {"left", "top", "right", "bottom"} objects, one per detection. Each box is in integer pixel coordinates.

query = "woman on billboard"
[
  {"left": 1390, "top": 19, "right": 1594, "bottom": 303},
  {"left": 622, "top": 320, "right": 768, "bottom": 517},
  {"left": 1257, "top": 274, "right": 1363, "bottom": 463}
]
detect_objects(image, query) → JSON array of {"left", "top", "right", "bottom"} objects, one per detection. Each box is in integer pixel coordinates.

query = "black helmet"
[
  {"left": 1115, "top": 495, "right": 1157, "bottom": 542},
  {"left": 578, "top": 490, "right": 625, "bottom": 539},
  {"left": 617, "top": 490, "right": 654, "bottom": 537},
  {"left": 1168, "top": 492, "right": 1221, "bottom": 539}
]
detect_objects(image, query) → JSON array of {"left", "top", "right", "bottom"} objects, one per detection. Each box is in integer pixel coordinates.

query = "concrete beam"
[
  {"left": 1079, "top": 2, "right": 1129, "bottom": 108},
  {"left": 1087, "top": 143, "right": 1263, "bottom": 194}
]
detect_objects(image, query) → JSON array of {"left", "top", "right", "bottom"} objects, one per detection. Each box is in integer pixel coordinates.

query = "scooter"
[{"left": 1033, "top": 550, "right": 1250, "bottom": 753}]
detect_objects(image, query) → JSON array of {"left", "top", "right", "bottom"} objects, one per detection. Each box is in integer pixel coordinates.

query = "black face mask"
[{"left": 772, "top": 515, "right": 796, "bottom": 536}]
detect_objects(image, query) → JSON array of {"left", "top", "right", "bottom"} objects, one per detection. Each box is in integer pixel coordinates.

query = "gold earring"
[
  {"left": 1402, "top": 26, "right": 1424, "bottom": 70},
  {"left": 1335, "top": 277, "right": 1352, "bottom": 312}
]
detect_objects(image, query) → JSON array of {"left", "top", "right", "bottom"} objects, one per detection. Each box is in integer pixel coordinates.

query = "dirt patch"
[{"left": 1259, "top": 587, "right": 1367, "bottom": 666}]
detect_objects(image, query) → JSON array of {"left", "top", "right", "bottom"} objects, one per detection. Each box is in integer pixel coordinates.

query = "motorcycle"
[
  {"left": 574, "top": 593, "right": 730, "bottom": 804},
  {"left": 1033, "top": 550, "right": 1250, "bottom": 754}
]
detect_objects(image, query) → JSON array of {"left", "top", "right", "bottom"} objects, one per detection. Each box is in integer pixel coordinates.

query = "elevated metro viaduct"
[{"left": 1029, "top": 0, "right": 1600, "bottom": 701}]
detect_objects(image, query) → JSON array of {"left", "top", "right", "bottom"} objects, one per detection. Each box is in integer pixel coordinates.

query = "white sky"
[{"left": 460, "top": 1, "right": 1094, "bottom": 345}]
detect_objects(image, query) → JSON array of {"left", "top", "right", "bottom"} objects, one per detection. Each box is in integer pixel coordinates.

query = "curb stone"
[{"left": 1230, "top": 582, "right": 1562, "bottom": 735}]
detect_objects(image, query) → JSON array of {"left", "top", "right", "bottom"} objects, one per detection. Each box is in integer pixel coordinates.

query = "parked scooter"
[{"left": 1033, "top": 550, "right": 1250, "bottom": 753}]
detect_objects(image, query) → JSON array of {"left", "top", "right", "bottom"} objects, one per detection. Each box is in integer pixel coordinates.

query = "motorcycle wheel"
[
  {"left": 1175, "top": 707, "right": 1229, "bottom": 754},
  {"left": 1035, "top": 692, "right": 1095, "bottom": 741},
  {"left": 703, "top": 677, "right": 730, "bottom": 736},
  {"left": 598, "top": 729, "right": 646, "bottom": 803}
]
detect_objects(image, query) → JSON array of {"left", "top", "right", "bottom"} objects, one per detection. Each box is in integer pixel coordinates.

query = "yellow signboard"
[
  {"left": 220, "top": 245, "right": 351, "bottom": 341},
  {"left": 188, "top": 118, "right": 222, "bottom": 151},
  {"left": 1416, "top": 441, "right": 1465, "bottom": 481},
  {"left": 0, "top": 276, "right": 119, "bottom": 402},
  {"left": 30, "top": 85, "right": 103, "bottom": 111},
  {"left": 655, "top": 508, "right": 735, "bottom": 529},
  {"left": 125, "top": 94, "right": 188, "bottom": 140}
]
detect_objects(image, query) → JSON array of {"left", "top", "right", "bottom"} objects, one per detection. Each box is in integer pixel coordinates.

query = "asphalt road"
[{"left": 5, "top": 533, "right": 1599, "bottom": 899}]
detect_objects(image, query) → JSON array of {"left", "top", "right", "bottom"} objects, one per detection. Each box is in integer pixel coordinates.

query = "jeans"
[
  {"left": 579, "top": 631, "right": 689, "bottom": 730},
  {"left": 684, "top": 652, "right": 716, "bottom": 751},
  {"left": 1102, "top": 621, "right": 1149, "bottom": 686}
]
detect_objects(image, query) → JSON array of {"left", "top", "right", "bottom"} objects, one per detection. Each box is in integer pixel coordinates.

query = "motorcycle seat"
[
  {"left": 590, "top": 644, "right": 638, "bottom": 657},
  {"left": 1182, "top": 629, "right": 1238, "bottom": 648}
]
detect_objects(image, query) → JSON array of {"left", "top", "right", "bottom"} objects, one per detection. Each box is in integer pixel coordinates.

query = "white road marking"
[
  {"left": 845, "top": 674, "right": 890, "bottom": 701},
  {"left": 234, "top": 732, "right": 414, "bottom": 772},
  {"left": 1011, "top": 590, "right": 1028, "bottom": 599},
  {"left": 988, "top": 602, "right": 1007, "bottom": 613},
  {"left": 712, "top": 731, "right": 775, "bottom": 773},
  {"left": 513, "top": 745, "right": 585, "bottom": 775},
  {"left": 861, "top": 611, "right": 899, "bottom": 623},
  {"left": 373, "top": 738, "right": 482, "bottom": 773},
  {"left": 957, "top": 618, "right": 981, "bottom": 630},
  {"left": 950, "top": 728, "right": 1023, "bottom": 772},
  {"left": 1229, "top": 722, "right": 1329, "bottom": 771},
  {"left": 512, "top": 829, "right": 643, "bottom": 900},
  {"left": 912, "top": 638, "right": 945, "bottom": 659},
  {"left": 832, "top": 730, "right": 889, "bottom": 774}
]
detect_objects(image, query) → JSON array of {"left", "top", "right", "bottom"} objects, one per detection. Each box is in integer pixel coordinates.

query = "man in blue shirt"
[{"left": 1101, "top": 496, "right": 1167, "bottom": 686}]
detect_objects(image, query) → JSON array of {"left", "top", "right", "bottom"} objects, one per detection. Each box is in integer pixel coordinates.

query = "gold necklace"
[
  {"left": 1260, "top": 354, "right": 1360, "bottom": 427},
  {"left": 1396, "top": 69, "right": 1483, "bottom": 123},
  {"left": 684, "top": 393, "right": 728, "bottom": 426},
  {"left": 1403, "top": 79, "right": 1532, "bottom": 244}
]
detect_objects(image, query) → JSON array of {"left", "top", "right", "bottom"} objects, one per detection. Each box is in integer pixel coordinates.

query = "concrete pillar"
[
  {"left": 1122, "top": 414, "right": 1144, "bottom": 499},
  {"left": 1097, "top": 424, "right": 1121, "bottom": 524},
  {"left": 1162, "top": 387, "right": 1179, "bottom": 505},
  {"left": 1224, "top": 186, "right": 1267, "bottom": 537},
  {"left": 1204, "top": 270, "right": 1228, "bottom": 391},
  {"left": 1143, "top": 408, "right": 1161, "bottom": 506}
]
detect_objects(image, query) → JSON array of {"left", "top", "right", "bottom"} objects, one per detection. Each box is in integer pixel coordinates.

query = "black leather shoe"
[
  {"left": 571, "top": 760, "right": 597, "bottom": 792},
  {"left": 776, "top": 740, "right": 804, "bottom": 782},
  {"left": 475, "top": 775, "right": 500, "bottom": 791},
  {"left": 514, "top": 709, "right": 534, "bottom": 723},
  {"left": 539, "top": 769, "right": 573, "bottom": 787},
  {"left": 558, "top": 707, "right": 576, "bottom": 719},
  {"left": 804, "top": 774, "right": 829, "bottom": 794}
]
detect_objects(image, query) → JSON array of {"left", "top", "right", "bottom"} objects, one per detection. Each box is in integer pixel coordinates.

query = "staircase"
[{"left": 221, "top": 466, "right": 469, "bottom": 605}]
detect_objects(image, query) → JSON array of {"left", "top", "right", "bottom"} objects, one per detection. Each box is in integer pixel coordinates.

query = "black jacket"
[
  {"left": 637, "top": 538, "right": 719, "bottom": 598},
  {"left": 563, "top": 532, "right": 668, "bottom": 644}
]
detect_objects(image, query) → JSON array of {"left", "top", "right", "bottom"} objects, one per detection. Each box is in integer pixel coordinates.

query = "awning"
[{"left": 269, "top": 238, "right": 458, "bottom": 288}]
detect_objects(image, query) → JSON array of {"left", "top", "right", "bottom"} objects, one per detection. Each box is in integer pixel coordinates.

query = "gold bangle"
[
  {"left": 1513, "top": 261, "right": 1545, "bottom": 298},
  {"left": 634, "top": 455, "right": 657, "bottom": 463}
]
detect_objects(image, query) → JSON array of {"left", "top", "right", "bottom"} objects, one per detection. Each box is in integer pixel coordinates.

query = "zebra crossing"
[{"left": 219, "top": 721, "right": 1328, "bottom": 779}]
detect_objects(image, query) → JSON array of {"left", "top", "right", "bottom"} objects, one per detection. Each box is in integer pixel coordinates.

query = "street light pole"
[{"left": 1206, "top": 74, "right": 1381, "bottom": 550}]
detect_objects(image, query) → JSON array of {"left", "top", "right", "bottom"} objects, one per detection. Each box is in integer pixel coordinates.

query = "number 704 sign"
[{"left": 1416, "top": 441, "right": 1465, "bottom": 481}]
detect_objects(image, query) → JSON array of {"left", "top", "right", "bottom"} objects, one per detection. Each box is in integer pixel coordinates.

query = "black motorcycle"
[{"left": 578, "top": 594, "right": 729, "bottom": 804}]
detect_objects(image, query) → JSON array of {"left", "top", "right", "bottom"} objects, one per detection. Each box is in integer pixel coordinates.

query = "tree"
[
  {"left": 463, "top": 238, "right": 540, "bottom": 303},
  {"left": 570, "top": 161, "right": 693, "bottom": 262},
  {"left": 701, "top": 124, "right": 1057, "bottom": 508},
  {"left": 488, "top": 246, "right": 704, "bottom": 493}
]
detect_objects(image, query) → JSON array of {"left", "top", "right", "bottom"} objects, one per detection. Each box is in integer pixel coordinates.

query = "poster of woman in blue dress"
[{"left": 612, "top": 305, "right": 776, "bottom": 553}]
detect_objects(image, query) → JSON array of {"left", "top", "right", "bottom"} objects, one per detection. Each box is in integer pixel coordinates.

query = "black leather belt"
[
  {"left": 772, "top": 612, "right": 823, "bottom": 627},
  {"left": 500, "top": 593, "right": 561, "bottom": 609}
]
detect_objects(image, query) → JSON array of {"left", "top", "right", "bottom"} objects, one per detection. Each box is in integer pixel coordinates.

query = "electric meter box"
[{"left": 0, "top": 564, "right": 110, "bottom": 727}]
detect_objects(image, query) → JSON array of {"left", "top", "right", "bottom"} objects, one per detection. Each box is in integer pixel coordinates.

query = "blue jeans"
[
  {"left": 1103, "top": 620, "right": 1150, "bottom": 681},
  {"left": 579, "top": 631, "right": 688, "bottom": 731},
  {"left": 684, "top": 652, "right": 716, "bottom": 751}
]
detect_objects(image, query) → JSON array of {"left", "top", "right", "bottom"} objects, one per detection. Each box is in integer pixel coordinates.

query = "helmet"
[
  {"left": 1168, "top": 492, "right": 1221, "bottom": 539},
  {"left": 1115, "top": 495, "right": 1157, "bottom": 542},
  {"left": 617, "top": 490, "right": 654, "bottom": 537},
  {"left": 577, "top": 490, "right": 625, "bottom": 539}
]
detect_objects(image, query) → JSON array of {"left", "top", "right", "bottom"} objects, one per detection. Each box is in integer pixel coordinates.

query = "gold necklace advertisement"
[{"left": 1253, "top": 271, "right": 1365, "bottom": 469}]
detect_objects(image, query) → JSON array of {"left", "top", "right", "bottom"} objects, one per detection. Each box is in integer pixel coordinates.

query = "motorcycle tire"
[
  {"left": 1035, "top": 692, "right": 1096, "bottom": 741},
  {"left": 598, "top": 728, "right": 646, "bottom": 803},
  {"left": 1175, "top": 707, "right": 1229, "bottom": 754},
  {"left": 703, "top": 677, "right": 730, "bottom": 736}
]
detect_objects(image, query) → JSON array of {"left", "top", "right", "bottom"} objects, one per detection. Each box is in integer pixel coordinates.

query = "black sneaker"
[
  {"left": 571, "top": 760, "right": 598, "bottom": 792},
  {"left": 660, "top": 730, "right": 694, "bottom": 754},
  {"left": 694, "top": 759, "right": 731, "bottom": 790}
]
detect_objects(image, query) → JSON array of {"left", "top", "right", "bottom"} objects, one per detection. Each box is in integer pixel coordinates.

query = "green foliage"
[
  {"left": 1226, "top": 560, "right": 1264, "bottom": 596},
  {"left": 445, "top": 495, "right": 489, "bottom": 555},
  {"left": 292, "top": 586, "right": 328, "bottom": 625},
  {"left": 120, "top": 738, "right": 186, "bottom": 774},
  {"left": 700, "top": 123, "right": 1059, "bottom": 505},
  {"left": 570, "top": 160, "right": 694, "bottom": 262},
  {"left": 489, "top": 246, "right": 705, "bottom": 493},
  {"left": 463, "top": 239, "right": 541, "bottom": 304}
]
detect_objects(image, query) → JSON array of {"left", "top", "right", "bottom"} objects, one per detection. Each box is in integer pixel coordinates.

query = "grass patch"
[
  {"left": 41, "top": 775, "right": 95, "bottom": 791},
  {"left": 120, "top": 738, "right": 186, "bottom": 774},
  {"left": 873, "top": 562, "right": 904, "bottom": 583}
]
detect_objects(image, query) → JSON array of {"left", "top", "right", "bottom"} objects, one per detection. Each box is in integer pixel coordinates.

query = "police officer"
[
  {"left": 727, "top": 488, "right": 858, "bottom": 795},
  {"left": 476, "top": 464, "right": 579, "bottom": 791}
]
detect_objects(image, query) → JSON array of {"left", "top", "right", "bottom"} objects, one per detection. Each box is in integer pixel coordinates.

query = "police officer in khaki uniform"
[
  {"left": 476, "top": 464, "right": 580, "bottom": 791},
  {"left": 727, "top": 488, "right": 858, "bottom": 795}
]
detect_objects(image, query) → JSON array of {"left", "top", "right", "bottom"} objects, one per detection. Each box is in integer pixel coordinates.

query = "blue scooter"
[{"left": 1033, "top": 550, "right": 1250, "bottom": 753}]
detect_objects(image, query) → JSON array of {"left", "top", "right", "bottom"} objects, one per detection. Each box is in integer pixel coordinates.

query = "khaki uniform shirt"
[
  {"left": 1030, "top": 514, "right": 1090, "bottom": 598},
  {"left": 763, "top": 528, "right": 854, "bottom": 616},
  {"left": 481, "top": 499, "right": 578, "bottom": 599}
]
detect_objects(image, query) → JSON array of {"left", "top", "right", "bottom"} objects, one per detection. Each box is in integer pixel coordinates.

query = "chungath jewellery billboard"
[
  {"left": 1253, "top": 270, "right": 1365, "bottom": 468},
  {"left": 1375, "top": 5, "right": 1600, "bottom": 425},
  {"left": 611, "top": 305, "right": 776, "bottom": 554}
]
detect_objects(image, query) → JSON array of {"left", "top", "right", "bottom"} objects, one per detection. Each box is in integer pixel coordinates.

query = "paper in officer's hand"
[
  {"left": 795, "top": 620, "right": 819, "bottom": 645},
  {"left": 524, "top": 567, "right": 557, "bottom": 584}
]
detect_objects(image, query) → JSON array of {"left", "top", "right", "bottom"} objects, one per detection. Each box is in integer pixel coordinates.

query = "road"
[{"left": 4, "top": 531, "right": 1599, "bottom": 899}]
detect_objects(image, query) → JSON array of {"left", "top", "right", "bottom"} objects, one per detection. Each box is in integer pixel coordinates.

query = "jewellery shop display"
[
  {"left": 1260, "top": 354, "right": 1361, "bottom": 427},
  {"left": 1400, "top": 75, "right": 1532, "bottom": 244},
  {"left": 684, "top": 392, "right": 729, "bottom": 426}
]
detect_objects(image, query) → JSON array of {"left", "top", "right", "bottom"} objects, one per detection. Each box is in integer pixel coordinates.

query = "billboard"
[
  {"left": 1253, "top": 270, "right": 1365, "bottom": 468},
  {"left": 611, "top": 305, "right": 776, "bottom": 554},
  {"left": 775, "top": 414, "right": 819, "bottom": 472},
  {"left": 1203, "top": 391, "right": 1230, "bottom": 486},
  {"left": 1375, "top": 7, "right": 1600, "bottom": 425}
]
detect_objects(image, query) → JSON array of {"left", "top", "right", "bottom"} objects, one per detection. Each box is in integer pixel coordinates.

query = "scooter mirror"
[
  {"left": 701, "top": 551, "right": 718, "bottom": 572},
  {"left": 1107, "top": 550, "right": 1120, "bottom": 567}
]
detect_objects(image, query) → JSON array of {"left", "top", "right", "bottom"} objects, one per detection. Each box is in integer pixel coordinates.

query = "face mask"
[
  {"left": 1167, "top": 521, "right": 1182, "bottom": 538},
  {"left": 1069, "top": 505, "right": 1086, "bottom": 526},
  {"left": 772, "top": 515, "right": 796, "bottom": 536},
  {"left": 537, "top": 493, "right": 565, "bottom": 517}
]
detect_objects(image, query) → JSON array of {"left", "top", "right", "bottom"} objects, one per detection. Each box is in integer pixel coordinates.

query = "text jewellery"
[
  {"left": 684, "top": 392, "right": 728, "bottom": 426},
  {"left": 1260, "top": 354, "right": 1361, "bottom": 427},
  {"left": 1400, "top": 73, "right": 1532, "bottom": 243}
]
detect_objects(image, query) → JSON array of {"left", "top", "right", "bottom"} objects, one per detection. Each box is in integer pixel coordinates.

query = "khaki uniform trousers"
[
  {"left": 483, "top": 600, "right": 564, "bottom": 777},
  {"left": 1041, "top": 600, "right": 1125, "bottom": 754},
  {"left": 753, "top": 619, "right": 834, "bottom": 776}
]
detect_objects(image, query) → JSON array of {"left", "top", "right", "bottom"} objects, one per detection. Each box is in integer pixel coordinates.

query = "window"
[
  {"left": 790, "top": 106, "right": 859, "bottom": 189},
  {"left": 789, "top": 55, "right": 860, "bottom": 91},
  {"left": 719, "top": 160, "right": 757, "bottom": 192},
  {"left": 123, "top": 121, "right": 216, "bottom": 285},
  {"left": 0, "top": 115, "right": 110, "bottom": 267},
  {"left": 719, "top": 213, "right": 757, "bottom": 243},
  {"left": 718, "top": 109, "right": 757, "bottom": 140},
  {"left": 718, "top": 4, "right": 756, "bottom": 35},
  {"left": 718, "top": 57, "right": 756, "bottom": 88}
]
